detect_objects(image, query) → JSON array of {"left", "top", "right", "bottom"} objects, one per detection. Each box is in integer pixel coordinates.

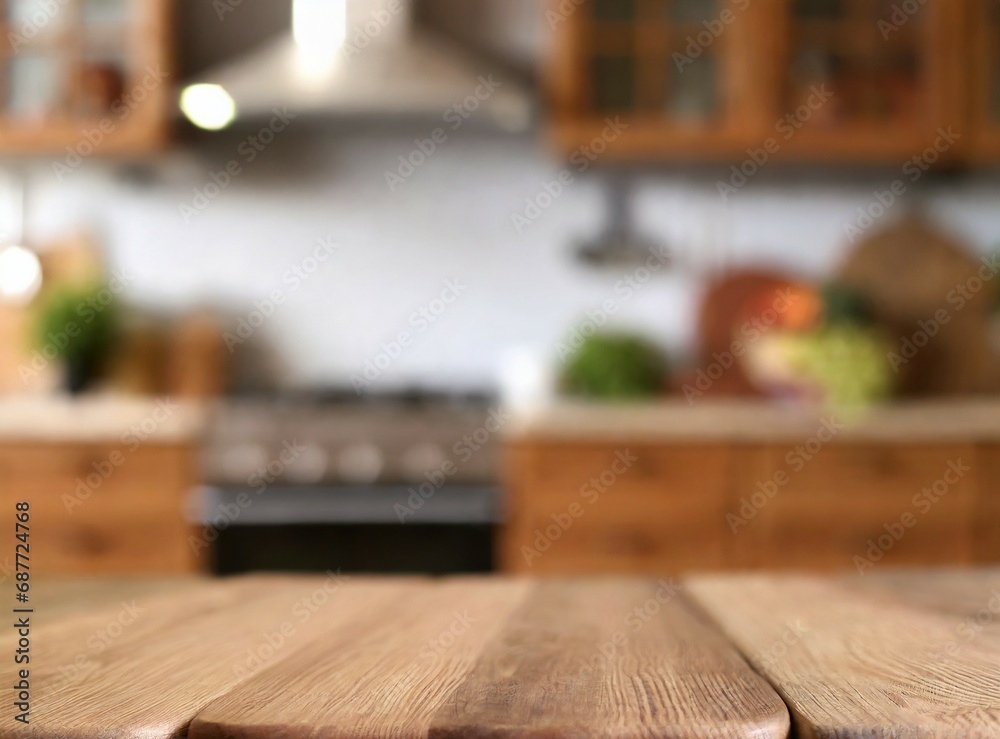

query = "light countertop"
[
  {"left": 504, "top": 398, "right": 1000, "bottom": 443},
  {"left": 0, "top": 393, "right": 208, "bottom": 443}
]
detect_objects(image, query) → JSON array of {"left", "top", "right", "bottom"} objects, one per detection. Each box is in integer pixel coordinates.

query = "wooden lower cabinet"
[
  {"left": 0, "top": 442, "right": 202, "bottom": 575},
  {"left": 501, "top": 440, "right": 999, "bottom": 574},
  {"left": 502, "top": 443, "right": 733, "bottom": 574}
]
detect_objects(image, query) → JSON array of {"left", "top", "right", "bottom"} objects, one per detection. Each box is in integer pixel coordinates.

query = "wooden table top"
[{"left": 9, "top": 570, "right": 1000, "bottom": 737}]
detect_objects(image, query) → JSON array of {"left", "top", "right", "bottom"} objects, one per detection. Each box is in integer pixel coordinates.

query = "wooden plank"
[
  {"left": 0, "top": 575, "right": 206, "bottom": 620},
  {"left": 687, "top": 573, "right": 1000, "bottom": 738},
  {"left": 844, "top": 568, "right": 1000, "bottom": 643},
  {"left": 189, "top": 578, "right": 534, "bottom": 739},
  {"left": 8, "top": 574, "right": 416, "bottom": 737},
  {"left": 429, "top": 579, "right": 790, "bottom": 738}
]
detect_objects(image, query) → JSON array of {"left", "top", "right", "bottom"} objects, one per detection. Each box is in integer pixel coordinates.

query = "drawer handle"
[
  {"left": 63, "top": 526, "right": 109, "bottom": 556},
  {"left": 600, "top": 528, "right": 656, "bottom": 556}
]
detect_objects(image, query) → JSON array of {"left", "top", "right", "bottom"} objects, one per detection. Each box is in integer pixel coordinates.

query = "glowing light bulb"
[
  {"left": 0, "top": 245, "right": 42, "bottom": 305},
  {"left": 180, "top": 84, "right": 237, "bottom": 131}
]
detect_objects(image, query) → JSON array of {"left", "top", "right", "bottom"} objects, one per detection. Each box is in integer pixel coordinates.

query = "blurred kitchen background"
[{"left": 2, "top": 0, "right": 1000, "bottom": 578}]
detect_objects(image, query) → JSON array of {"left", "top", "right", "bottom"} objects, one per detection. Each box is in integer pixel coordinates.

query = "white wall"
[{"left": 14, "top": 128, "right": 1000, "bottom": 392}]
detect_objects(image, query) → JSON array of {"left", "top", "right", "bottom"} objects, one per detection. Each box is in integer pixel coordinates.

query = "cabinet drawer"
[
  {"left": 759, "top": 515, "right": 973, "bottom": 570},
  {"left": 527, "top": 445, "right": 731, "bottom": 497},
  {"left": 504, "top": 444, "right": 732, "bottom": 573},
  {"left": 733, "top": 444, "right": 977, "bottom": 569},
  {"left": 25, "top": 510, "right": 193, "bottom": 575},
  {"left": 0, "top": 444, "right": 187, "bottom": 498},
  {"left": 0, "top": 442, "right": 197, "bottom": 575},
  {"left": 519, "top": 510, "right": 726, "bottom": 574},
  {"left": 0, "top": 444, "right": 189, "bottom": 515}
]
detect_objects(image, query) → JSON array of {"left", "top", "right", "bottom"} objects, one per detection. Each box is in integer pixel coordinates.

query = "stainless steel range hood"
[{"left": 183, "top": 0, "right": 534, "bottom": 131}]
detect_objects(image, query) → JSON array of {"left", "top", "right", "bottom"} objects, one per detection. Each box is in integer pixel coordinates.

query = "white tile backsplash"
[{"left": 13, "top": 130, "right": 1000, "bottom": 391}]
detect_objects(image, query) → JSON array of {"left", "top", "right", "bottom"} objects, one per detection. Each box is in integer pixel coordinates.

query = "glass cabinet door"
[
  {"left": 2, "top": 0, "right": 76, "bottom": 121},
  {"left": 769, "top": 0, "right": 967, "bottom": 160},
  {"left": 0, "top": 0, "right": 166, "bottom": 153},
  {"left": 584, "top": 0, "right": 724, "bottom": 124},
  {"left": 553, "top": 0, "right": 969, "bottom": 161},
  {"left": 549, "top": 0, "right": 750, "bottom": 158},
  {"left": 784, "top": 0, "right": 926, "bottom": 130}
]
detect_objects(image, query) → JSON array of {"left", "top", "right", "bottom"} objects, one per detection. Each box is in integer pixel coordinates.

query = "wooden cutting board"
[
  {"left": 12, "top": 572, "right": 1000, "bottom": 738},
  {"left": 837, "top": 217, "right": 1000, "bottom": 395}
]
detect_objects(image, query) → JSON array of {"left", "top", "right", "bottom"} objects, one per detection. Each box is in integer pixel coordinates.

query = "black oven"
[{"left": 202, "top": 484, "right": 498, "bottom": 574}]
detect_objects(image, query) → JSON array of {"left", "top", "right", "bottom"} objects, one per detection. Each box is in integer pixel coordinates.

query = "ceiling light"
[{"left": 293, "top": 0, "right": 346, "bottom": 68}]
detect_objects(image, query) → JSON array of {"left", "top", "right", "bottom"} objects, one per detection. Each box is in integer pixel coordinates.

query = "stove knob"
[
  {"left": 338, "top": 443, "right": 384, "bottom": 484},
  {"left": 401, "top": 443, "right": 447, "bottom": 479},
  {"left": 283, "top": 443, "right": 328, "bottom": 484},
  {"left": 221, "top": 443, "right": 269, "bottom": 481}
]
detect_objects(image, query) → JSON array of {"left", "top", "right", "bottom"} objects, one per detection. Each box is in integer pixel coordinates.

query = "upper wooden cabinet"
[
  {"left": 548, "top": 0, "right": 762, "bottom": 159},
  {"left": 0, "top": 0, "right": 171, "bottom": 156},
  {"left": 547, "top": 0, "right": 976, "bottom": 163}
]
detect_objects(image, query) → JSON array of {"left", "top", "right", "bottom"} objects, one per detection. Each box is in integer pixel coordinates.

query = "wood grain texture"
[
  {"left": 0, "top": 576, "right": 203, "bottom": 620},
  {"left": 189, "top": 579, "right": 534, "bottom": 739},
  {"left": 8, "top": 575, "right": 417, "bottom": 738},
  {"left": 429, "top": 579, "right": 790, "bottom": 739},
  {"left": 686, "top": 573, "right": 1000, "bottom": 738},
  {"left": 844, "top": 568, "right": 1000, "bottom": 644}
]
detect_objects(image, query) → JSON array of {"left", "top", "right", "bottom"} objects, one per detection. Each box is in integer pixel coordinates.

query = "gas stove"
[
  {"left": 203, "top": 388, "right": 501, "bottom": 488},
  {"left": 199, "top": 388, "right": 504, "bottom": 574}
]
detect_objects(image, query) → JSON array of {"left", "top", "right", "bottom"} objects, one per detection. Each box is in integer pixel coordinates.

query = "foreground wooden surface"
[
  {"left": 8, "top": 571, "right": 1000, "bottom": 737},
  {"left": 687, "top": 571, "right": 1000, "bottom": 738}
]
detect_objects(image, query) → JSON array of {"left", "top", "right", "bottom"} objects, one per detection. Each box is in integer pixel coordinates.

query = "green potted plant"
[
  {"left": 33, "top": 283, "right": 119, "bottom": 394},
  {"left": 560, "top": 330, "right": 668, "bottom": 400}
]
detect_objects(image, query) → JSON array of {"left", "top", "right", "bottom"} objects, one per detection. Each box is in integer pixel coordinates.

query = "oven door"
[{"left": 199, "top": 485, "right": 499, "bottom": 574}]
